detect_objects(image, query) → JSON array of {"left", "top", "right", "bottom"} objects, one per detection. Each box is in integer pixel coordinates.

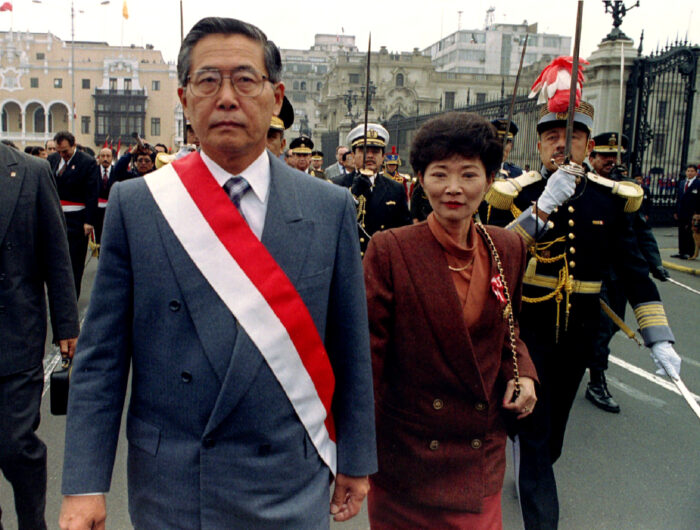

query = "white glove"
[
  {"left": 650, "top": 341, "right": 681, "bottom": 379},
  {"left": 536, "top": 165, "right": 580, "bottom": 214}
]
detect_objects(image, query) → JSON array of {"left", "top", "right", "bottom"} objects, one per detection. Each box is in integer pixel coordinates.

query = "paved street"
[{"left": 1, "top": 227, "right": 698, "bottom": 530}]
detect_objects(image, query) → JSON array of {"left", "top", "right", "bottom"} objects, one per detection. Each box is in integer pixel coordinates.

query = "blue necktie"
[{"left": 223, "top": 176, "right": 250, "bottom": 220}]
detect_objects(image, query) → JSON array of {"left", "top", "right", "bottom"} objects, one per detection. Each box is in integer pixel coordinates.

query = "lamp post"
[
  {"left": 33, "top": 0, "right": 110, "bottom": 135},
  {"left": 343, "top": 89, "right": 359, "bottom": 127}
]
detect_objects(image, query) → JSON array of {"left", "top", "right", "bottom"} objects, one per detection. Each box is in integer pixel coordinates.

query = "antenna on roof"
[
  {"left": 485, "top": 6, "right": 495, "bottom": 30},
  {"left": 458, "top": 11, "right": 463, "bottom": 31}
]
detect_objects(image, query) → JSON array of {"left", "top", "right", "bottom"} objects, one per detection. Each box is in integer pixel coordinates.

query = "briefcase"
[{"left": 50, "top": 358, "right": 71, "bottom": 416}]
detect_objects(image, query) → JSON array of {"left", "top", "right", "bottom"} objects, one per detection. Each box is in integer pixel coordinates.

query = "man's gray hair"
[{"left": 177, "top": 17, "right": 282, "bottom": 87}]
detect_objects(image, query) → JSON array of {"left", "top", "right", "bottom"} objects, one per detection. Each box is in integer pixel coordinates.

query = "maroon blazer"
[{"left": 364, "top": 222, "right": 537, "bottom": 513}]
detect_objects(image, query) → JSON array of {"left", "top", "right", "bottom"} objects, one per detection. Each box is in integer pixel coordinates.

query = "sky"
[{"left": 2, "top": 0, "right": 697, "bottom": 64}]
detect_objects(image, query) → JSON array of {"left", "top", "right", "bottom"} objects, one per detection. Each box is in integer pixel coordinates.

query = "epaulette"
[
  {"left": 484, "top": 171, "right": 543, "bottom": 210},
  {"left": 587, "top": 173, "right": 643, "bottom": 213}
]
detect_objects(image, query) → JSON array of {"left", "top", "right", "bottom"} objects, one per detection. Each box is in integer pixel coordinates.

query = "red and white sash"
[
  {"left": 98, "top": 198, "right": 108, "bottom": 208},
  {"left": 144, "top": 153, "right": 337, "bottom": 473},
  {"left": 60, "top": 200, "right": 86, "bottom": 212}
]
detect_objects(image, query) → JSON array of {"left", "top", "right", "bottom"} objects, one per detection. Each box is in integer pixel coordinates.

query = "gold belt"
[{"left": 523, "top": 273, "right": 602, "bottom": 294}]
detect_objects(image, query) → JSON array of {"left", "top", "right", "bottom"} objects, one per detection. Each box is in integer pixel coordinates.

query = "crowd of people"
[{"left": 0, "top": 15, "right": 690, "bottom": 530}]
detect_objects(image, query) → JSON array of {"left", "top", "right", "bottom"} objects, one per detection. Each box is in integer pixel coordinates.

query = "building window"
[
  {"left": 300, "top": 81, "right": 307, "bottom": 91},
  {"left": 476, "top": 92, "right": 486, "bottom": 104},
  {"left": 349, "top": 73, "right": 360, "bottom": 84},
  {"left": 82, "top": 78, "right": 90, "bottom": 89},
  {"left": 316, "top": 81, "right": 322, "bottom": 91},
  {"left": 658, "top": 101, "right": 667, "bottom": 120},
  {"left": 293, "top": 80, "right": 299, "bottom": 90},
  {"left": 36, "top": 52, "right": 45, "bottom": 60},
  {"left": 653, "top": 133, "right": 666, "bottom": 156},
  {"left": 543, "top": 36, "right": 560, "bottom": 48},
  {"left": 34, "top": 108, "right": 46, "bottom": 133},
  {"left": 30, "top": 77, "right": 39, "bottom": 88},
  {"left": 444, "top": 91, "right": 455, "bottom": 110},
  {"left": 1, "top": 109, "right": 6, "bottom": 132},
  {"left": 396, "top": 73, "right": 404, "bottom": 87},
  {"left": 97, "top": 115, "right": 105, "bottom": 135},
  {"left": 124, "top": 78, "right": 132, "bottom": 91},
  {"left": 81, "top": 116, "right": 90, "bottom": 134},
  {"left": 109, "top": 78, "right": 117, "bottom": 90},
  {"left": 53, "top": 78, "right": 63, "bottom": 88},
  {"left": 151, "top": 117, "right": 161, "bottom": 137},
  {"left": 152, "top": 80, "right": 160, "bottom": 91}
]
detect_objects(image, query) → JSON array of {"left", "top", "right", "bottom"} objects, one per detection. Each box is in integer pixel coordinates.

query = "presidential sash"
[{"left": 144, "top": 153, "right": 337, "bottom": 473}]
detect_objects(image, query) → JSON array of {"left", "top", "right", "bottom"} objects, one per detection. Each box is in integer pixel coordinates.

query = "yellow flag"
[{"left": 122, "top": 0, "right": 128, "bottom": 19}]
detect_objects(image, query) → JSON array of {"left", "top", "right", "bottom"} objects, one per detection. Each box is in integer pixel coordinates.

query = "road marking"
[{"left": 609, "top": 355, "right": 700, "bottom": 403}]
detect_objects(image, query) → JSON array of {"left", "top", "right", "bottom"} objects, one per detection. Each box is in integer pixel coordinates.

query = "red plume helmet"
[{"left": 529, "top": 56, "right": 589, "bottom": 113}]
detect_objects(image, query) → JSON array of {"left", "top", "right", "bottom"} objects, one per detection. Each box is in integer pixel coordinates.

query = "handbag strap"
[{"left": 475, "top": 220, "right": 521, "bottom": 398}]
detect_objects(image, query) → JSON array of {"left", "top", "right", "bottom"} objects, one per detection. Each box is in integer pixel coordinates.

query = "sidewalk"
[{"left": 652, "top": 226, "right": 700, "bottom": 276}]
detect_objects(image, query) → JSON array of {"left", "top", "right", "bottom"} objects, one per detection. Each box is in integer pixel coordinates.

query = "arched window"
[
  {"left": 34, "top": 107, "right": 46, "bottom": 133},
  {"left": 316, "top": 82, "right": 322, "bottom": 91},
  {"left": 396, "top": 73, "right": 404, "bottom": 87},
  {"left": 300, "top": 81, "right": 307, "bottom": 91}
]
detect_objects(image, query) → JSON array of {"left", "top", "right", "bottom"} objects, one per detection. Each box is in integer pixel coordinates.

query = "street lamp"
[
  {"left": 33, "top": 0, "right": 111, "bottom": 135},
  {"left": 343, "top": 89, "right": 359, "bottom": 127}
]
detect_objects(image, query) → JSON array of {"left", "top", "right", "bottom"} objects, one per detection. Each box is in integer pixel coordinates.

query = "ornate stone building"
[{"left": 0, "top": 30, "right": 180, "bottom": 151}]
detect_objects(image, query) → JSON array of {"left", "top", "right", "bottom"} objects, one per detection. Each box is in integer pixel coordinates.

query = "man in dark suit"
[
  {"left": 60, "top": 17, "right": 376, "bottom": 530},
  {"left": 672, "top": 163, "right": 699, "bottom": 259},
  {"left": 0, "top": 143, "right": 79, "bottom": 530},
  {"left": 335, "top": 123, "right": 411, "bottom": 255},
  {"left": 95, "top": 147, "right": 115, "bottom": 244},
  {"left": 48, "top": 131, "right": 99, "bottom": 299}
]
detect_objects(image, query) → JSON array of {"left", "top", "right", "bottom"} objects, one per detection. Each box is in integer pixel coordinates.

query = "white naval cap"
[{"left": 346, "top": 123, "right": 389, "bottom": 150}]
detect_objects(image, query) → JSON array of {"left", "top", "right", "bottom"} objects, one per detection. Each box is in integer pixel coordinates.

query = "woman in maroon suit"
[{"left": 364, "top": 112, "right": 538, "bottom": 529}]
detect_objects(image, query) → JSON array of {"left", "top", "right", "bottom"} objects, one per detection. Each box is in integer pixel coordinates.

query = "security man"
[
  {"left": 288, "top": 135, "right": 314, "bottom": 173},
  {"left": 382, "top": 146, "right": 412, "bottom": 199},
  {"left": 485, "top": 102, "right": 682, "bottom": 529},
  {"left": 342, "top": 124, "right": 411, "bottom": 254},
  {"left": 266, "top": 96, "right": 294, "bottom": 157},
  {"left": 586, "top": 132, "right": 670, "bottom": 413},
  {"left": 310, "top": 150, "right": 326, "bottom": 179}
]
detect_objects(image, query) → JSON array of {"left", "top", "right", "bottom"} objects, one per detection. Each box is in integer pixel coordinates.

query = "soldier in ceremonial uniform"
[
  {"left": 288, "top": 135, "right": 314, "bottom": 173},
  {"left": 382, "top": 146, "right": 412, "bottom": 199},
  {"left": 485, "top": 100, "right": 682, "bottom": 529},
  {"left": 266, "top": 96, "right": 294, "bottom": 157},
  {"left": 585, "top": 132, "right": 670, "bottom": 413},
  {"left": 310, "top": 150, "right": 326, "bottom": 179},
  {"left": 479, "top": 119, "right": 523, "bottom": 225},
  {"left": 340, "top": 124, "right": 411, "bottom": 254}
]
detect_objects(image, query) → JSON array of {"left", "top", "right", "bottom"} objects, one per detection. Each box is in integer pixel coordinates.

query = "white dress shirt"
[{"left": 200, "top": 149, "right": 270, "bottom": 240}]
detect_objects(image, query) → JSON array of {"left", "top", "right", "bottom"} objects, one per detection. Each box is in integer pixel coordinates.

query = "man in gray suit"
[
  {"left": 325, "top": 145, "right": 349, "bottom": 180},
  {"left": 59, "top": 17, "right": 376, "bottom": 530},
  {"left": 0, "top": 143, "right": 79, "bottom": 530}
]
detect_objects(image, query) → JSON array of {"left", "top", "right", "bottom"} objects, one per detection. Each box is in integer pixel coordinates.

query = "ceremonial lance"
[
  {"left": 361, "top": 33, "right": 372, "bottom": 174},
  {"left": 564, "top": 0, "right": 585, "bottom": 164},
  {"left": 503, "top": 33, "right": 528, "bottom": 149}
]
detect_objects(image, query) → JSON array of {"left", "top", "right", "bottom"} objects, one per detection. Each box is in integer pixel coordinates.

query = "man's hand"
[
  {"left": 329, "top": 473, "right": 369, "bottom": 522},
  {"left": 537, "top": 165, "right": 581, "bottom": 215},
  {"left": 651, "top": 265, "right": 671, "bottom": 282},
  {"left": 650, "top": 341, "right": 682, "bottom": 379},
  {"left": 83, "top": 224, "right": 94, "bottom": 236},
  {"left": 59, "top": 337, "right": 78, "bottom": 359},
  {"left": 502, "top": 376, "right": 537, "bottom": 419},
  {"left": 59, "top": 494, "right": 106, "bottom": 530}
]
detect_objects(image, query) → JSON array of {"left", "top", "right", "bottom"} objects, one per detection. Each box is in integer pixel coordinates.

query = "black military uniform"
[
  {"left": 585, "top": 133, "right": 670, "bottom": 412},
  {"left": 479, "top": 118, "right": 523, "bottom": 225},
  {"left": 341, "top": 123, "right": 411, "bottom": 255},
  {"left": 485, "top": 103, "right": 675, "bottom": 530},
  {"left": 410, "top": 182, "right": 432, "bottom": 222},
  {"left": 309, "top": 150, "right": 326, "bottom": 180}
]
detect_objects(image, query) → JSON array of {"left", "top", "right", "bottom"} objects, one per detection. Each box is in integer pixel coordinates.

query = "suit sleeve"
[
  {"left": 36, "top": 160, "right": 80, "bottom": 341},
  {"left": 84, "top": 156, "right": 100, "bottom": 226},
  {"left": 325, "top": 191, "right": 377, "bottom": 477},
  {"left": 112, "top": 151, "right": 132, "bottom": 182},
  {"left": 633, "top": 212, "right": 663, "bottom": 269},
  {"left": 62, "top": 183, "right": 133, "bottom": 494},
  {"left": 612, "top": 209, "right": 674, "bottom": 346}
]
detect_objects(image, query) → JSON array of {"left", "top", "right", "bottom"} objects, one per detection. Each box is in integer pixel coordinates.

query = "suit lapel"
[
  {"left": 401, "top": 225, "right": 487, "bottom": 400},
  {"left": 0, "top": 149, "right": 24, "bottom": 245}
]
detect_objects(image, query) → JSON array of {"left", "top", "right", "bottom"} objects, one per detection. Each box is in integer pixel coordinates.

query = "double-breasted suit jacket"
[
  {"left": 62, "top": 152, "right": 377, "bottom": 529},
  {"left": 363, "top": 222, "right": 537, "bottom": 512}
]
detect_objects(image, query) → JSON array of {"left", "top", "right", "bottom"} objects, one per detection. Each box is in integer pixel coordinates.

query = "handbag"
[{"left": 50, "top": 357, "right": 71, "bottom": 416}]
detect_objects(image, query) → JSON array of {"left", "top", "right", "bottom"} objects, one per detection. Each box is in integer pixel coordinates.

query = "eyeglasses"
[{"left": 187, "top": 68, "right": 269, "bottom": 98}]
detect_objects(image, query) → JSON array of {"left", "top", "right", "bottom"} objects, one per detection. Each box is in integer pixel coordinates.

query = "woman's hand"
[{"left": 502, "top": 376, "right": 537, "bottom": 419}]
